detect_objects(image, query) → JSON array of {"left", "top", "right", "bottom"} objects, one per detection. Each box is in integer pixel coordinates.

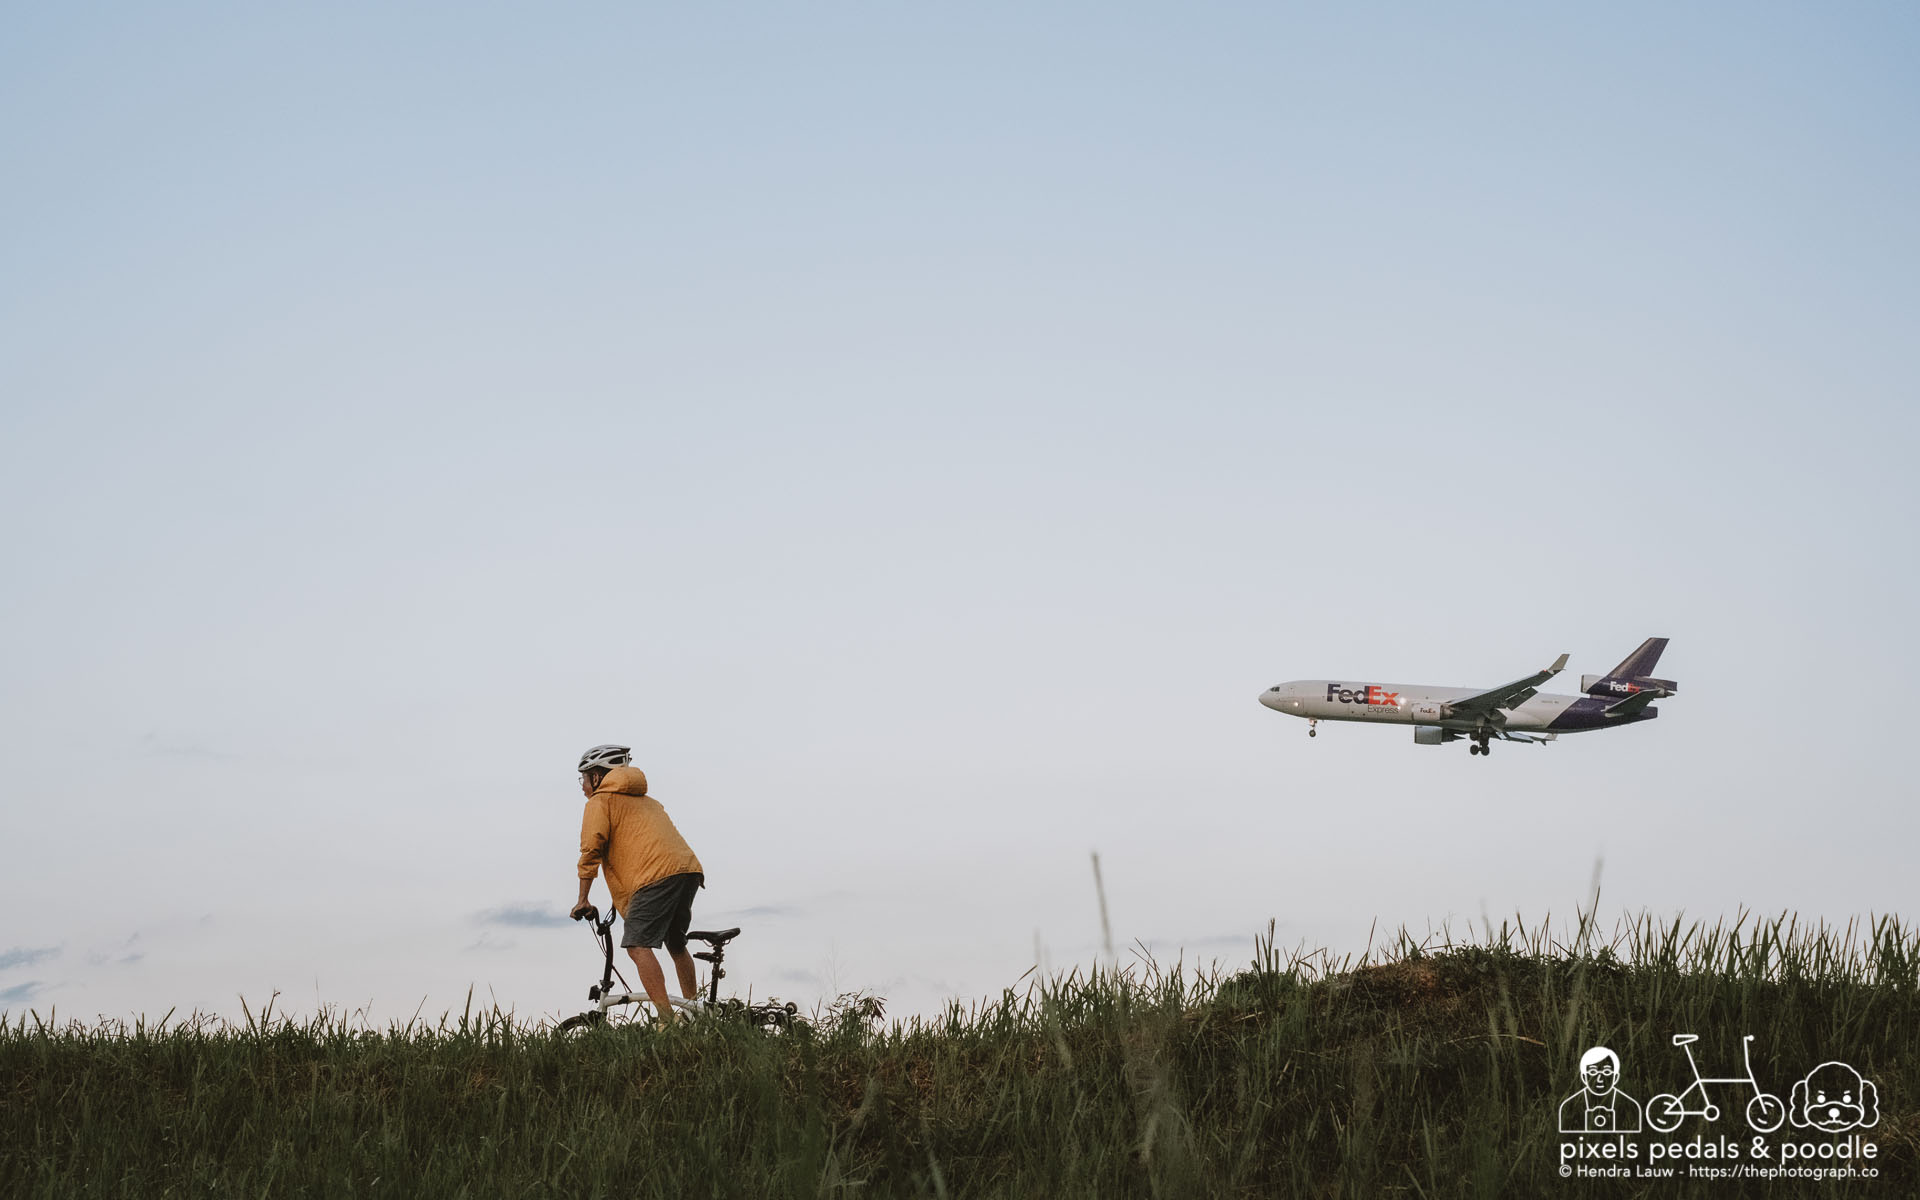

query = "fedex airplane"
[{"left": 1258, "top": 638, "right": 1676, "bottom": 756}]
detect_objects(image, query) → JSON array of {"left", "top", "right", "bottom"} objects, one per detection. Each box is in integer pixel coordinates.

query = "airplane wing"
[
  {"left": 1495, "top": 730, "right": 1558, "bottom": 744},
  {"left": 1446, "top": 653, "right": 1570, "bottom": 724}
]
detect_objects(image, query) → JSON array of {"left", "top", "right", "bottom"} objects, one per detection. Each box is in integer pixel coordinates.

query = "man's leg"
[
  {"left": 665, "top": 873, "right": 704, "bottom": 1000},
  {"left": 624, "top": 946, "right": 677, "bottom": 1023}
]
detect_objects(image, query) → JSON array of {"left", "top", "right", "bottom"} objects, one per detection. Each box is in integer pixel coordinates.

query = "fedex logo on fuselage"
[
  {"left": 1326, "top": 683, "right": 1400, "bottom": 707},
  {"left": 1604, "top": 681, "right": 1639, "bottom": 694}
]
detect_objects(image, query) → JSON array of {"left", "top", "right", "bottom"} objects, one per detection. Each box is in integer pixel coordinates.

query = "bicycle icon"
[{"left": 1646, "top": 1033, "right": 1786, "bottom": 1132}]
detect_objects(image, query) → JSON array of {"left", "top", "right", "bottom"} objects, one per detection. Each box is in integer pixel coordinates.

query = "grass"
[{"left": 3, "top": 910, "right": 1917, "bottom": 1198}]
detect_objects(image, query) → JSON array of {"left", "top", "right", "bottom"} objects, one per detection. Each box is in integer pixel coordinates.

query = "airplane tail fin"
[
  {"left": 1580, "top": 637, "right": 1678, "bottom": 697},
  {"left": 1607, "top": 637, "right": 1669, "bottom": 681}
]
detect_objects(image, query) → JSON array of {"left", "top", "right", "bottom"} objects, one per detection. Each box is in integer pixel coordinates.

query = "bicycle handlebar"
[{"left": 573, "top": 905, "right": 601, "bottom": 923}]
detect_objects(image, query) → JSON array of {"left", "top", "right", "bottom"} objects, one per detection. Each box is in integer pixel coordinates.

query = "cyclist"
[{"left": 569, "top": 744, "right": 706, "bottom": 1024}]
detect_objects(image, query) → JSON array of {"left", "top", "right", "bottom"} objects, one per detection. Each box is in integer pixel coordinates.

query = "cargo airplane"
[{"left": 1258, "top": 638, "right": 1676, "bottom": 756}]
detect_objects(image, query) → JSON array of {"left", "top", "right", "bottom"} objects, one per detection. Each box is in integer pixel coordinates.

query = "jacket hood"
[{"left": 596, "top": 765, "right": 649, "bottom": 797}]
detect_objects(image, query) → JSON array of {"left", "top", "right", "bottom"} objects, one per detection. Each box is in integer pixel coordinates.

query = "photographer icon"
[{"left": 1561, "top": 1046, "right": 1642, "bottom": 1134}]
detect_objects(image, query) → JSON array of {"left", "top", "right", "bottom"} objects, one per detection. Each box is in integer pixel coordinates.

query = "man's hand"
[{"left": 570, "top": 901, "right": 596, "bottom": 921}]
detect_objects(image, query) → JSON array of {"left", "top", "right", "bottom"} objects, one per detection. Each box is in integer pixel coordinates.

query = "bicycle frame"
[
  {"left": 561, "top": 906, "right": 796, "bottom": 1032},
  {"left": 1669, "top": 1035, "right": 1762, "bottom": 1111},
  {"left": 577, "top": 906, "right": 720, "bottom": 1022}
]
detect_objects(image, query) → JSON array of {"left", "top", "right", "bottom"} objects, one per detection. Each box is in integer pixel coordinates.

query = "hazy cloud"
[
  {"left": 1152, "top": 932, "right": 1260, "bottom": 952},
  {"left": 0, "top": 981, "right": 48, "bottom": 1005},
  {"left": 86, "top": 933, "right": 143, "bottom": 967},
  {"left": 0, "top": 946, "right": 59, "bottom": 971},
  {"left": 474, "top": 903, "right": 571, "bottom": 929},
  {"left": 710, "top": 904, "right": 802, "bottom": 921},
  {"left": 139, "top": 732, "right": 244, "bottom": 761}
]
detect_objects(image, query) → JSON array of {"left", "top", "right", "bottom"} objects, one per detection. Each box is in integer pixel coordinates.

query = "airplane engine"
[{"left": 1413, "top": 727, "right": 1455, "bottom": 746}]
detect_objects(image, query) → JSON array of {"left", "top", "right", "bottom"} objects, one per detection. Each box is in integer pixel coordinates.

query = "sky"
[{"left": 2, "top": 3, "right": 1916, "bottom": 1026}]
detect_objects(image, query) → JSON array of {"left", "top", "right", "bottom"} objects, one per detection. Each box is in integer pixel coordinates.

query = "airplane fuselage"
[{"left": 1259, "top": 680, "right": 1656, "bottom": 735}]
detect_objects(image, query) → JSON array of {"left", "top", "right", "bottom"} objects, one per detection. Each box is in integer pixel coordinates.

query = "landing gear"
[
  {"left": 1308, "top": 720, "right": 1317, "bottom": 738},
  {"left": 1470, "top": 734, "right": 1492, "bottom": 757}
]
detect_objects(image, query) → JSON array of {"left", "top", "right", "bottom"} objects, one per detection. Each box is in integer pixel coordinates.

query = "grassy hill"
[{"left": 4, "top": 914, "right": 1916, "bottom": 1198}]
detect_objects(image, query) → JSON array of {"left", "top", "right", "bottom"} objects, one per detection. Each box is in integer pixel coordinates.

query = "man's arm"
[{"left": 572, "top": 798, "right": 609, "bottom": 919}]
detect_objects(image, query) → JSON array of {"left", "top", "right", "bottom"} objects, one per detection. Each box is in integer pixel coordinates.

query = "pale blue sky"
[{"left": 3, "top": 4, "right": 1916, "bottom": 1022}]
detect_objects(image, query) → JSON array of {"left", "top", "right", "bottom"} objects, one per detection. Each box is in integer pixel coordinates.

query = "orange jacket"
[{"left": 577, "top": 766, "right": 704, "bottom": 917}]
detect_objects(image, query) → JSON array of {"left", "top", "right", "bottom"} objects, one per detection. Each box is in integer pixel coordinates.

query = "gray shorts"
[{"left": 621, "top": 872, "right": 704, "bottom": 953}]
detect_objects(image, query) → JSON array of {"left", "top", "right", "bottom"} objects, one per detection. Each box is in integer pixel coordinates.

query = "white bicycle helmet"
[{"left": 577, "top": 744, "right": 631, "bottom": 773}]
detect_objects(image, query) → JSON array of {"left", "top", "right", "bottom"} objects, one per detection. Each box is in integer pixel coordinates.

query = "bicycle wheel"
[
  {"left": 1646, "top": 1094, "right": 1685, "bottom": 1133},
  {"left": 557, "top": 1010, "right": 606, "bottom": 1034},
  {"left": 750, "top": 1001, "right": 801, "bottom": 1031},
  {"left": 1748, "top": 1093, "right": 1786, "bottom": 1133}
]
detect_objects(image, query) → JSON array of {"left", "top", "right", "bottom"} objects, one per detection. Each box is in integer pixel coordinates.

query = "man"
[{"left": 569, "top": 744, "right": 706, "bottom": 1023}]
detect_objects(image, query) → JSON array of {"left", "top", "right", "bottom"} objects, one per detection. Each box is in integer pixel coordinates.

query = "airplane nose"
[{"left": 1259, "top": 689, "right": 1284, "bottom": 710}]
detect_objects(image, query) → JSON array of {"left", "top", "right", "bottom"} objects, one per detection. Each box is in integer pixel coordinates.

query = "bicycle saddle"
[
  {"left": 688, "top": 928, "right": 741, "bottom": 945},
  {"left": 1672, "top": 1034, "right": 1700, "bottom": 1046}
]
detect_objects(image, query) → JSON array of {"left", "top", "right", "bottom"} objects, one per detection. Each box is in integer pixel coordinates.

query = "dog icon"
[
  {"left": 1561, "top": 1046, "right": 1642, "bottom": 1133},
  {"left": 1789, "top": 1062, "right": 1879, "bottom": 1133}
]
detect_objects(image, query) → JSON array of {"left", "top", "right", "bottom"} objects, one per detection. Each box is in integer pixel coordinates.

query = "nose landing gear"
[{"left": 1308, "top": 719, "right": 1318, "bottom": 738}]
